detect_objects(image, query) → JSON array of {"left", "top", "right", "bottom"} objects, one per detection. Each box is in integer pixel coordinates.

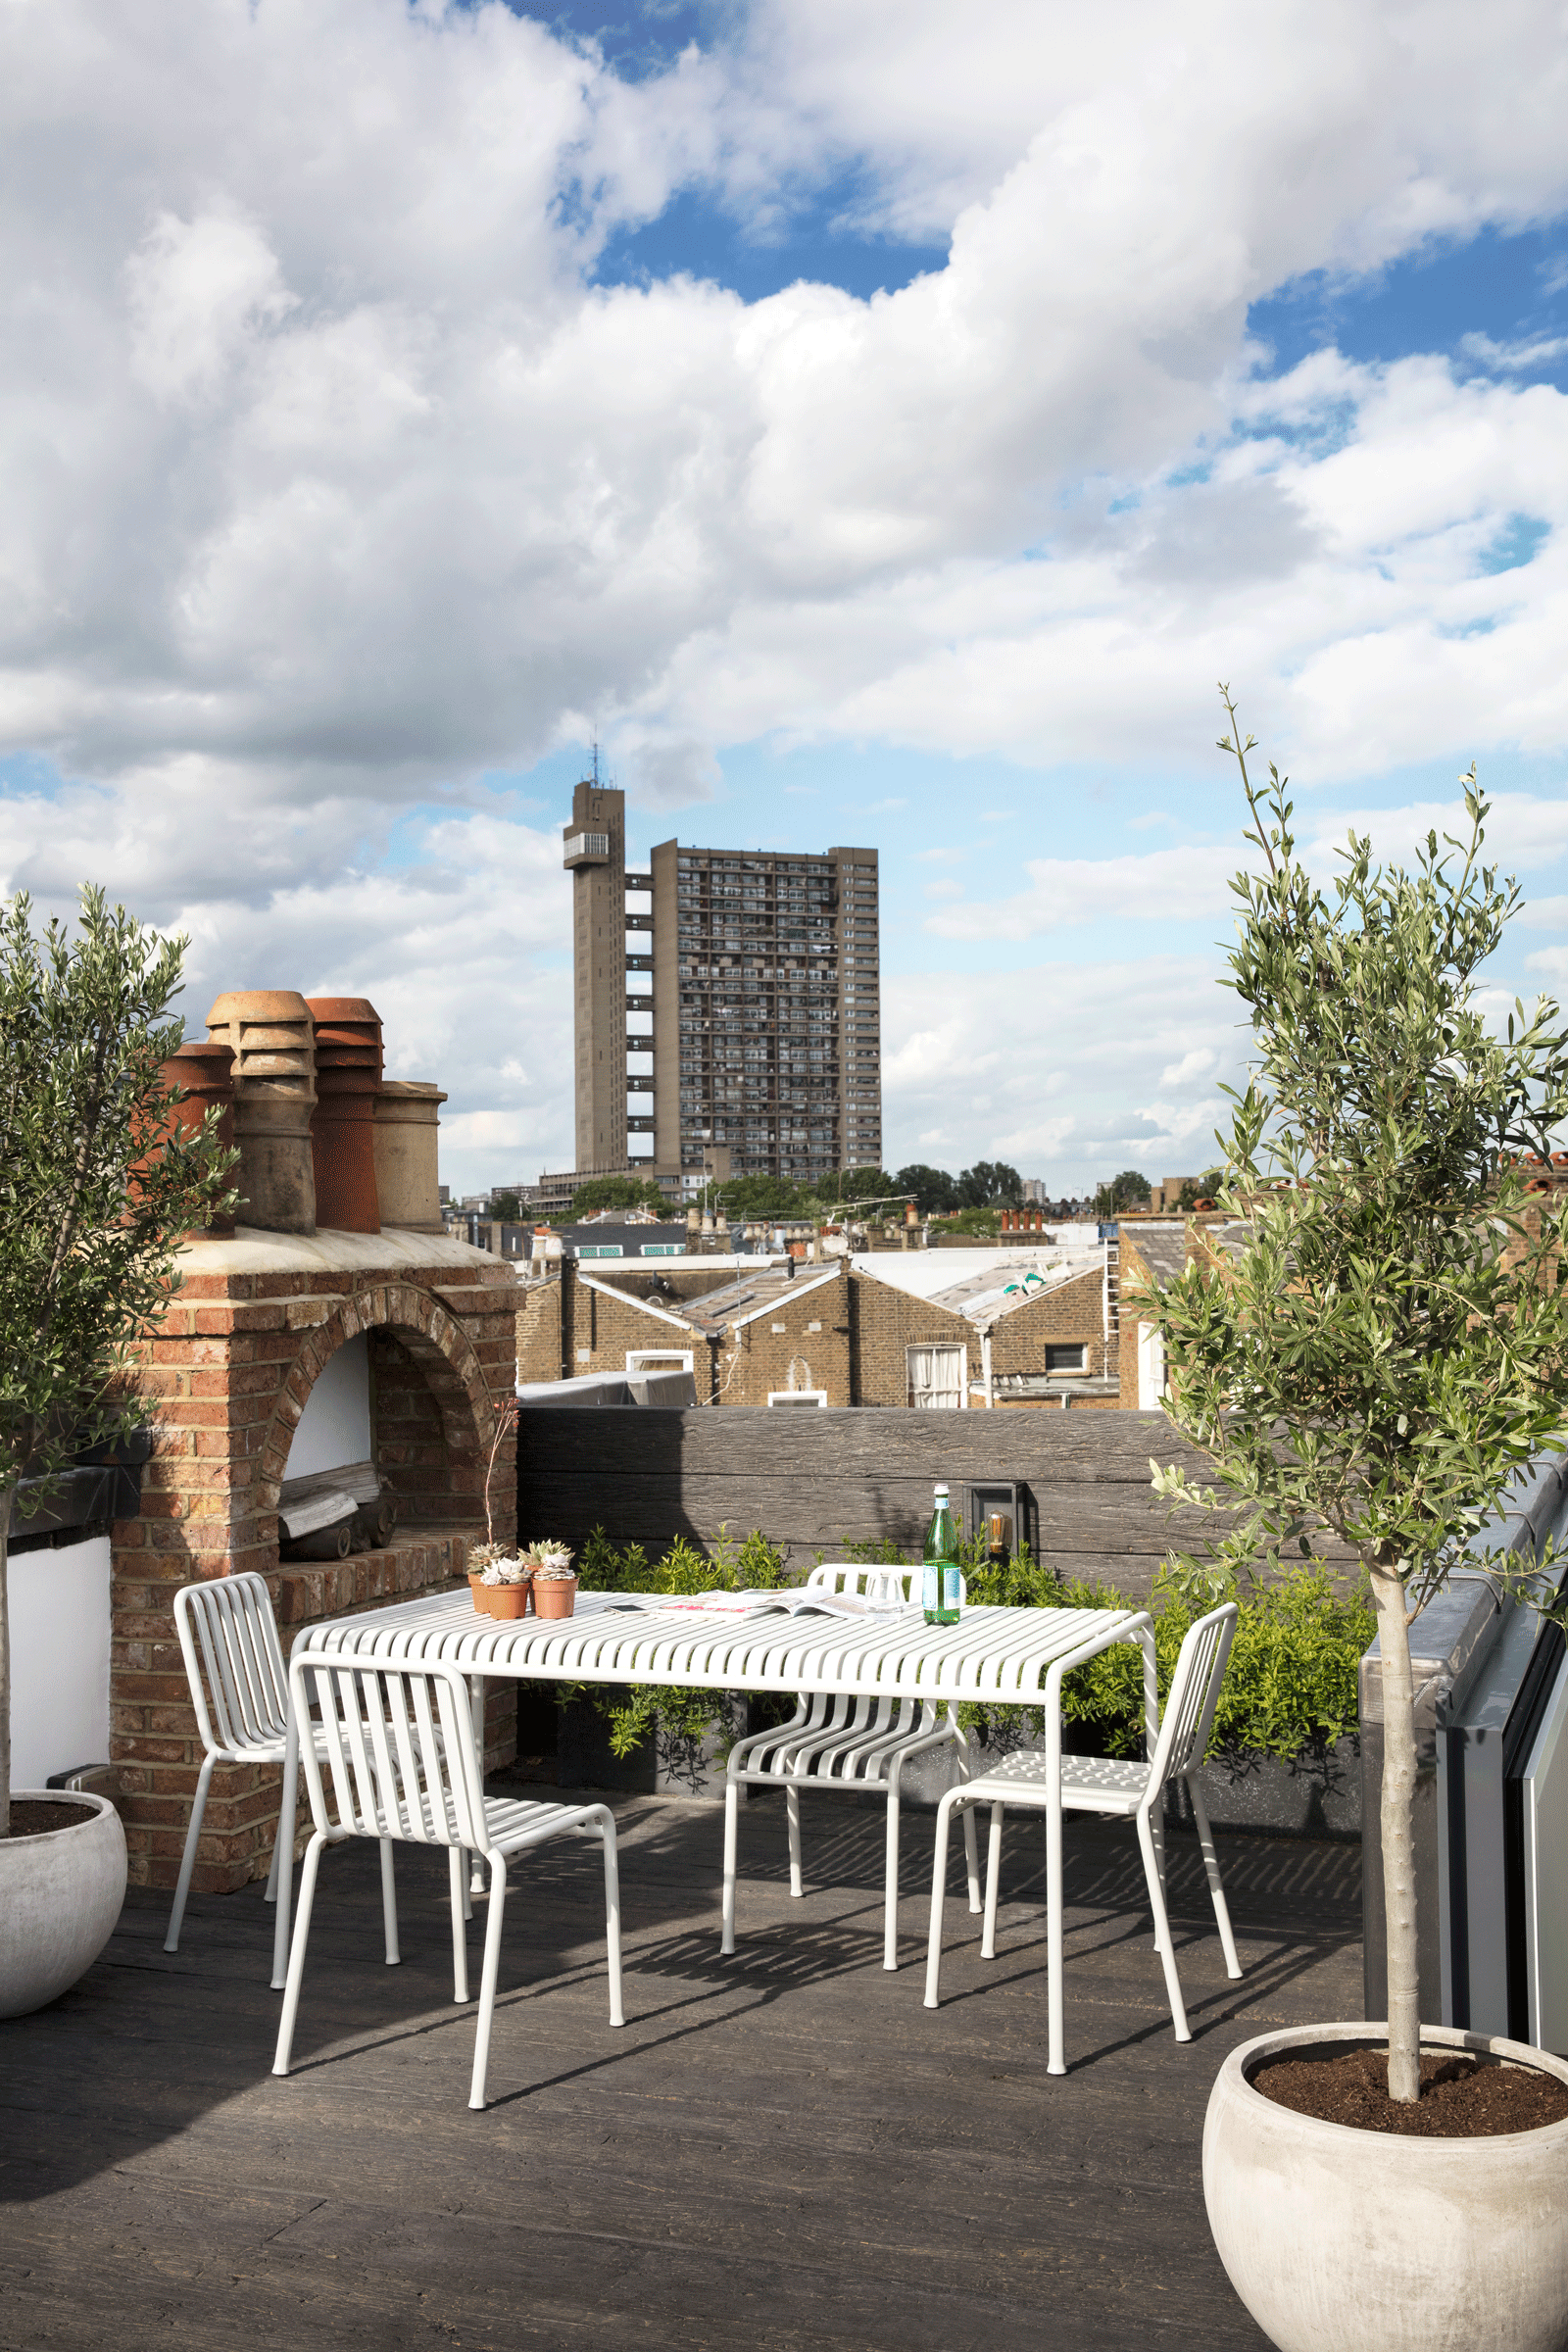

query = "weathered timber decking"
[{"left": 0, "top": 1789, "right": 1361, "bottom": 2350}]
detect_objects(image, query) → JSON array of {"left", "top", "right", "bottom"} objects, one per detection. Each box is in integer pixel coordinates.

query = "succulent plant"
[{"left": 522, "top": 1539, "right": 573, "bottom": 1574}]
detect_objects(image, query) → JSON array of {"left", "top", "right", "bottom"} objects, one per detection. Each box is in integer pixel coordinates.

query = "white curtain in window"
[{"left": 907, "top": 1345, "right": 967, "bottom": 1408}]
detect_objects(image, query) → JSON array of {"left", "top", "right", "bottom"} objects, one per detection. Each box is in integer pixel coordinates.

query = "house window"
[
  {"left": 1136, "top": 1322, "right": 1167, "bottom": 1410},
  {"left": 906, "top": 1345, "right": 968, "bottom": 1409},
  {"left": 1046, "top": 1345, "right": 1088, "bottom": 1375},
  {"left": 626, "top": 1349, "right": 695, "bottom": 1375}
]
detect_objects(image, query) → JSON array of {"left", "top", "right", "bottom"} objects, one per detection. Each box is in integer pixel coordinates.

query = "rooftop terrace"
[{"left": 2, "top": 1782, "right": 1361, "bottom": 2350}]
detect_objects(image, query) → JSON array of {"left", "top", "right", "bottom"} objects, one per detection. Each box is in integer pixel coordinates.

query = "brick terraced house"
[{"left": 517, "top": 1245, "right": 1118, "bottom": 1408}]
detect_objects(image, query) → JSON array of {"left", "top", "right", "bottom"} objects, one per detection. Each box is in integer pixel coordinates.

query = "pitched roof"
[
  {"left": 921, "top": 1252, "right": 1102, "bottom": 1331},
  {"left": 576, "top": 1262, "right": 840, "bottom": 1339}
]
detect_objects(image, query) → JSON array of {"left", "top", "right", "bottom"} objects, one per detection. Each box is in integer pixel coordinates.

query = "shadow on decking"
[{"left": 0, "top": 1794, "right": 1362, "bottom": 2352}]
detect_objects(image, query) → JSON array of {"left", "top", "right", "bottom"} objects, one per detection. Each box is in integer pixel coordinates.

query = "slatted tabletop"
[
  {"left": 277, "top": 1587, "right": 1156, "bottom": 2064},
  {"left": 290, "top": 1587, "right": 1149, "bottom": 1704}
]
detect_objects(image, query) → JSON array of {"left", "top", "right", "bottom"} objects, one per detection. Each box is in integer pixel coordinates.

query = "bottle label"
[
  {"left": 922, "top": 1562, "right": 940, "bottom": 1613},
  {"left": 943, "top": 1564, "right": 961, "bottom": 1612}
]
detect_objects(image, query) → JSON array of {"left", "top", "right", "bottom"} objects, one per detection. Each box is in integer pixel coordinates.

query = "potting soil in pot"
[
  {"left": 3, "top": 1800, "right": 98, "bottom": 1839},
  {"left": 1252, "top": 2047, "right": 1568, "bottom": 2137}
]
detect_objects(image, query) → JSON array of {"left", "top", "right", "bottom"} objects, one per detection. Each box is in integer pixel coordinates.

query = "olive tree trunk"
[
  {"left": 0, "top": 1485, "right": 12, "bottom": 1838},
  {"left": 1370, "top": 1559, "right": 1421, "bottom": 2101}
]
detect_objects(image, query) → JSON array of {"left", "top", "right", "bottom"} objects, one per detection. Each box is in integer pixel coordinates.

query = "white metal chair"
[
  {"left": 923, "top": 1602, "right": 1243, "bottom": 2039},
  {"left": 167, "top": 1571, "right": 416, "bottom": 1962},
  {"left": 721, "top": 1563, "right": 981, "bottom": 1970},
  {"left": 272, "top": 1655, "right": 623, "bottom": 2109}
]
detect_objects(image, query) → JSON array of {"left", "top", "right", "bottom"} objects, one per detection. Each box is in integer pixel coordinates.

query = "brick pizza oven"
[{"left": 110, "top": 996, "right": 518, "bottom": 1895}]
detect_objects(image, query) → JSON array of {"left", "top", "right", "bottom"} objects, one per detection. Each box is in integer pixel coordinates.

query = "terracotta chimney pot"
[
  {"left": 138, "top": 1039, "right": 238, "bottom": 1237},
  {"left": 306, "top": 997, "right": 383, "bottom": 1234},
  {"left": 370, "top": 1079, "right": 447, "bottom": 1234},
  {"left": 206, "top": 991, "right": 317, "bottom": 1234}
]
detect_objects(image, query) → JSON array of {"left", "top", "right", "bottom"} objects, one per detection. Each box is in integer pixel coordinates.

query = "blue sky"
[{"left": 2, "top": 0, "right": 1567, "bottom": 1192}]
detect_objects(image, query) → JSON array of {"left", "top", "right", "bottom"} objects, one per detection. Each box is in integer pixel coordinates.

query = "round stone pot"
[
  {"left": 1203, "top": 2021, "right": 1568, "bottom": 2352},
  {"left": 0, "top": 1792, "right": 127, "bottom": 2019}
]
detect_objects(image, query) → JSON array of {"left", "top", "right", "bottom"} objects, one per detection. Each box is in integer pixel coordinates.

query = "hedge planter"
[
  {"left": 1165, "top": 1738, "right": 1360, "bottom": 1842},
  {"left": 558, "top": 1692, "right": 752, "bottom": 1800},
  {"left": 0, "top": 1791, "right": 127, "bottom": 2018},
  {"left": 1203, "top": 2022, "right": 1568, "bottom": 2352}
]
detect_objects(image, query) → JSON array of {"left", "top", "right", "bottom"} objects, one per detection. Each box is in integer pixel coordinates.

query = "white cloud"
[
  {"left": 925, "top": 843, "right": 1234, "bottom": 941},
  {"left": 3, "top": 1, "right": 1568, "bottom": 1182},
  {"left": 881, "top": 956, "right": 1242, "bottom": 1185},
  {"left": 1159, "top": 1046, "right": 1219, "bottom": 1088},
  {"left": 1459, "top": 330, "right": 1568, "bottom": 373}
]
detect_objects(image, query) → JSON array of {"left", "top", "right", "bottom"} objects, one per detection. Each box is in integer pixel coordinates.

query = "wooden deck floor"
[{"left": 0, "top": 1788, "right": 1361, "bottom": 2351}]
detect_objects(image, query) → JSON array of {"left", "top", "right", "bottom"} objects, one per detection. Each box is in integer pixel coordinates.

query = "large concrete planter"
[
  {"left": 0, "top": 1791, "right": 127, "bottom": 2018},
  {"left": 1203, "top": 2021, "right": 1568, "bottom": 2352}
]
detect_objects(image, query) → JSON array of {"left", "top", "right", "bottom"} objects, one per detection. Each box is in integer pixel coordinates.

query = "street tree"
[
  {"left": 568, "top": 1175, "right": 670, "bottom": 1219},
  {"left": 895, "top": 1163, "right": 959, "bottom": 1216}
]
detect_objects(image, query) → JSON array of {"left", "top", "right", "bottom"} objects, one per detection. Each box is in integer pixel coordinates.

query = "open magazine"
[{"left": 603, "top": 1588, "right": 906, "bottom": 1619}]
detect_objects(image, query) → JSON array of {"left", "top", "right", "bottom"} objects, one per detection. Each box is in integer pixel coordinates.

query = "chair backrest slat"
[
  {"left": 1148, "top": 1603, "right": 1238, "bottom": 1788},
  {"left": 175, "top": 1572, "right": 290, "bottom": 1757},
  {"left": 806, "top": 1562, "right": 966, "bottom": 1605},
  {"left": 290, "top": 1655, "right": 489, "bottom": 1852}
]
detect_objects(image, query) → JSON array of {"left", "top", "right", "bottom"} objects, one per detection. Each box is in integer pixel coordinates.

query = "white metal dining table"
[{"left": 274, "top": 1584, "right": 1156, "bottom": 2074}]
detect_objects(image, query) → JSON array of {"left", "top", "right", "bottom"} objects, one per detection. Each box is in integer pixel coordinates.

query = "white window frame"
[
  {"left": 766, "top": 1391, "right": 829, "bottom": 1407},
  {"left": 625, "top": 1348, "right": 695, "bottom": 1375},
  {"left": 906, "top": 1344, "right": 969, "bottom": 1410},
  {"left": 1045, "top": 1344, "right": 1089, "bottom": 1376},
  {"left": 1136, "top": 1320, "right": 1167, "bottom": 1410}
]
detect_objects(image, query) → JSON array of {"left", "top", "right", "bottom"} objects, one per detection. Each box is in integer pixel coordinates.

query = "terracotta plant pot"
[
  {"left": 484, "top": 1583, "right": 530, "bottom": 1620},
  {"left": 532, "top": 1575, "right": 577, "bottom": 1620},
  {"left": 468, "top": 1573, "right": 496, "bottom": 1617}
]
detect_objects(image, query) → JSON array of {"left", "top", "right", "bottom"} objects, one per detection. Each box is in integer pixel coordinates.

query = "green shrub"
[
  {"left": 846, "top": 1536, "right": 1372, "bottom": 1761},
  {"left": 563, "top": 1525, "right": 789, "bottom": 1758},
  {"left": 558, "top": 1528, "right": 1373, "bottom": 1769}
]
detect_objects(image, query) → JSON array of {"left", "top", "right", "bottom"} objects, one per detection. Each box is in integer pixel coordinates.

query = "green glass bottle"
[{"left": 921, "top": 1483, "right": 961, "bottom": 1626}]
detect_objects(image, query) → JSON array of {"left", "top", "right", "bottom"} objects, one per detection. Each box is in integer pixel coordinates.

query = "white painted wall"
[
  {"left": 285, "top": 1331, "right": 371, "bottom": 1477},
  {"left": 8, "top": 1533, "right": 112, "bottom": 1788}
]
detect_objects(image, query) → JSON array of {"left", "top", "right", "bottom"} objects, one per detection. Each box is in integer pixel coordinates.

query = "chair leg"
[
  {"left": 981, "top": 1801, "right": 1004, "bottom": 1960},
  {"left": 600, "top": 1815, "right": 625, "bottom": 2028},
  {"left": 922, "top": 1791, "right": 956, "bottom": 2008},
  {"left": 786, "top": 1781, "right": 803, "bottom": 1897},
  {"left": 264, "top": 1802, "right": 283, "bottom": 1906},
  {"left": 953, "top": 1720, "right": 981, "bottom": 1914},
  {"left": 1151, "top": 1799, "right": 1169, "bottom": 1953},
  {"left": 1188, "top": 1779, "right": 1243, "bottom": 1980},
  {"left": 164, "top": 1752, "right": 216, "bottom": 1953},
  {"left": 380, "top": 1840, "right": 400, "bottom": 1966},
  {"left": 1136, "top": 1807, "right": 1191, "bottom": 2040},
  {"left": 468, "top": 1854, "right": 508, "bottom": 2111},
  {"left": 449, "top": 1846, "right": 470, "bottom": 2004},
  {"left": 882, "top": 1786, "right": 901, "bottom": 1971},
  {"left": 271, "top": 1831, "right": 326, "bottom": 2077},
  {"left": 720, "top": 1777, "right": 740, "bottom": 1956}
]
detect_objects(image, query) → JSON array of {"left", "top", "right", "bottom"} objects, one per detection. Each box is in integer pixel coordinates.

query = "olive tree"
[
  {"left": 1141, "top": 691, "right": 1568, "bottom": 2103},
  {"left": 0, "top": 889, "right": 234, "bottom": 1836}
]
